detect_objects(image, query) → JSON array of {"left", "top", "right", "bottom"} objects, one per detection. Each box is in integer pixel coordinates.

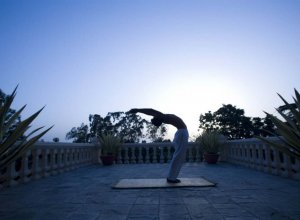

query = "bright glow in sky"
[{"left": 1, "top": 0, "right": 299, "bottom": 142}]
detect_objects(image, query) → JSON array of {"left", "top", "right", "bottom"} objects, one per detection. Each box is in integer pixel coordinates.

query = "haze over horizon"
[{"left": 1, "top": 0, "right": 299, "bottom": 142}]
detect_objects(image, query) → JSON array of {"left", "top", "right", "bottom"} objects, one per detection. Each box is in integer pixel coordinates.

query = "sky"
[{"left": 1, "top": 0, "right": 300, "bottom": 142}]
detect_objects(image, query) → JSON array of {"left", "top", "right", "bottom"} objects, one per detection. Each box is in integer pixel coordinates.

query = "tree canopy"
[
  {"left": 199, "top": 104, "right": 276, "bottom": 140},
  {"left": 0, "top": 89, "right": 21, "bottom": 139}
]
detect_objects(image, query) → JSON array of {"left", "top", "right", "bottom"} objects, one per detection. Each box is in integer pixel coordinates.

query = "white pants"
[{"left": 167, "top": 128, "right": 189, "bottom": 180}]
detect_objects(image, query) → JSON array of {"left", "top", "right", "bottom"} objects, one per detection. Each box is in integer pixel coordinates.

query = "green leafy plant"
[
  {"left": 257, "top": 89, "right": 300, "bottom": 160},
  {"left": 0, "top": 86, "right": 52, "bottom": 169},
  {"left": 98, "top": 133, "right": 122, "bottom": 156},
  {"left": 196, "top": 130, "right": 225, "bottom": 154}
]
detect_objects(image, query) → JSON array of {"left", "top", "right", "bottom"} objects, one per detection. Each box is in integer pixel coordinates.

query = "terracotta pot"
[
  {"left": 100, "top": 155, "right": 115, "bottom": 165},
  {"left": 204, "top": 153, "right": 219, "bottom": 164}
]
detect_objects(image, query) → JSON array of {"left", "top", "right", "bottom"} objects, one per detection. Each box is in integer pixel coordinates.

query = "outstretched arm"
[{"left": 128, "top": 108, "right": 164, "bottom": 117}]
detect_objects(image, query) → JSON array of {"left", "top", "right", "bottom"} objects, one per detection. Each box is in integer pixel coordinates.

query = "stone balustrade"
[
  {"left": 1, "top": 137, "right": 299, "bottom": 189},
  {"left": 114, "top": 142, "right": 200, "bottom": 164},
  {"left": 224, "top": 137, "right": 300, "bottom": 180},
  {"left": 0, "top": 142, "right": 97, "bottom": 189}
]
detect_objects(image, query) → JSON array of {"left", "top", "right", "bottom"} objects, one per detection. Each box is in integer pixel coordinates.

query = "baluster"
[
  {"left": 75, "top": 149, "right": 79, "bottom": 167},
  {"left": 62, "top": 148, "right": 67, "bottom": 172},
  {"left": 42, "top": 149, "right": 50, "bottom": 177},
  {"left": 82, "top": 149, "right": 85, "bottom": 165},
  {"left": 188, "top": 147, "right": 193, "bottom": 162},
  {"left": 76, "top": 149, "right": 80, "bottom": 166},
  {"left": 156, "top": 146, "right": 162, "bottom": 163},
  {"left": 167, "top": 146, "right": 172, "bottom": 162},
  {"left": 82, "top": 148, "right": 86, "bottom": 164},
  {"left": 257, "top": 144, "right": 263, "bottom": 171},
  {"left": 57, "top": 148, "right": 63, "bottom": 174},
  {"left": 137, "top": 146, "right": 142, "bottom": 163},
  {"left": 252, "top": 144, "right": 257, "bottom": 169},
  {"left": 153, "top": 146, "right": 158, "bottom": 163},
  {"left": 68, "top": 149, "right": 72, "bottom": 170},
  {"left": 128, "top": 147, "right": 134, "bottom": 164},
  {"left": 124, "top": 147, "right": 129, "bottom": 164},
  {"left": 83, "top": 149, "right": 86, "bottom": 163},
  {"left": 0, "top": 165, "right": 7, "bottom": 188},
  {"left": 145, "top": 147, "right": 150, "bottom": 163},
  {"left": 51, "top": 149, "right": 58, "bottom": 175},
  {"left": 8, "top": 161, "right": 18, "bottom": 186},
  {"left": 273, "top": 147, "right": 281, "bottom": 176},
  {"left": 294, "top": 157, "right": 300, "bottom": 180},
  {"left": 71, "top": 149, "right": 75, "bottom": 170},
  {"left": 249, "top": 144, "right": 254, "bottom": 169},
  {"left": 116, "top": 147, "right": 122, "bottom": 164},
  {"left": 133, "top": 146, "right": 138, "bottom": 163},
  {"left": 32, "top": 148, "right": 41, "bottom": 179},
  {"left": 196, "top": 146, "right": 201, "bottom": 162},
  {"left": 282, "top": 153, "right": 291, "bottom": 178},
  {"left": 21, "top": 151, "right": 31, "bottom": 183},
  {"left": 65, "top": 149, "right": 71, "bottom": 171},
  {"left": 159, "top": 146, "right": 163, "bottom": 163},
  {"left": 264, "top": 144, "right": 271, "bottom": 174}
]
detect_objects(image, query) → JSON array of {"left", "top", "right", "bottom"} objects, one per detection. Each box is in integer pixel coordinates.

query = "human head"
[{"left": 151, "top": 116, "right": 163, "bottom": 127}]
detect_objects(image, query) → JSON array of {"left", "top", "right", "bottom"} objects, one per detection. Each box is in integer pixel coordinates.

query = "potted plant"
[
  {"left": 98, "top": 133, "right": 121, "bottom": 165},
  {"left": 197, "top": 130, "right": 225, "bottom": 164}
]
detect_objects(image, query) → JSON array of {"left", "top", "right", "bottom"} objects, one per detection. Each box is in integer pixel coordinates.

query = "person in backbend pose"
[{"left": 128, "top": 108, "right": 189, "bottom": 183}]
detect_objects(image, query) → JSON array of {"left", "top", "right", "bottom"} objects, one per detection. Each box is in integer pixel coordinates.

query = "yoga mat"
[{"left": 113, "top": 177, "right": 216, "bottom": 189}]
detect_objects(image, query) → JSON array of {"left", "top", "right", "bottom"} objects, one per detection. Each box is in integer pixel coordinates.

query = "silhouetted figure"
[{"left": 128, "top": 108, "right": 189, "bottom": 183}]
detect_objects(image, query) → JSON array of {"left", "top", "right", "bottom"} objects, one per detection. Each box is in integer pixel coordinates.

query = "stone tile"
[
  {"left": 183, "top": 197, "right": 210, "bottom": 205},
  {"left": 160, "top": 214, "right": 191, "bottom": 220},
  {"left": 139, "top": 190, "right": 160, "bottom": 197},
  {"left": 186, "top": 204, "right": 219, "bottom": 217},
  {"left": 212, "top": 204, "right": 240, "bottom": 209},
  {"left": 127, "top": 216, "right": 159, "bottom": 220},
  {"left": 105, "top": 195, "right": 137, "bottom": 204},
  {"left": 206, "top": 195, "right": 233, "bottom": 204},
  {"left": 239, "top": 202, "right": 279, "bottom": 218},
  {"left": 129, "top": 204, "right": 159, "bottom": 216},
  {"left": 96, "top": 213, "right": 127, "bottom": 220},
  {"left": 231, "top": 196, "right": 257, "bottom": 204},
  {"left": 216, "top": 208, "right": 253, "bottom": 218},
  {"left": 159, "top": 204, "right": 189, "bottom": 215},
  {"left": 135, "top": 197, "right": 159, "bottom": 204},
  {"left": 160, "top": 190, "right": 180, "bottom": 198},
  {"left": 191, "top": 214, "right": 224, "bottom": 220},
  {"left": 66, "top": 213, "right": 99, "bottom": 220},
  {"left": 160, "top": 197, "right": 184, "bottom": 204},
  {"left": 225, "top": 217, "right": 259, "bottom": 220}
]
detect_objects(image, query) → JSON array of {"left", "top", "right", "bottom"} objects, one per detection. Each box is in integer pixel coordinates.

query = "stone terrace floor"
[{"left": 0, "top": 163, "right": 300, "bottom": 220}]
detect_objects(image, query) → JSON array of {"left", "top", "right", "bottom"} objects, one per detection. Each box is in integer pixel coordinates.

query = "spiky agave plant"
[
  {"left": 0, "top": 86, "right": 53, "bottom": 170},
  {"left": 257, "top": 89, "right": 300, "bottom": 160}
]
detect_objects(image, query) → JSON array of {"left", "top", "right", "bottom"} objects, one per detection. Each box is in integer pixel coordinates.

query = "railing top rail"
[
  {"left": 122, "top": 142, "right": 198, "bottom": 148},
  {"left": 227, "top": 136, "right": 281, "bottom": 143},
  {"left": 33, "top": 142, "right": 95, "bottom": 149}
]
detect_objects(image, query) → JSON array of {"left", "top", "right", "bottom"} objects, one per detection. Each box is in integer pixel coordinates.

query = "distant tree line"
[{"left": 198, "top": 104, "right": 276, "bottom": 140}]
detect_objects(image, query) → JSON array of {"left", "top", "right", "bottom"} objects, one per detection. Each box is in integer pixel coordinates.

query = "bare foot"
[{"left": 167, "top": 178, "right": 181, "bottom": 183}]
